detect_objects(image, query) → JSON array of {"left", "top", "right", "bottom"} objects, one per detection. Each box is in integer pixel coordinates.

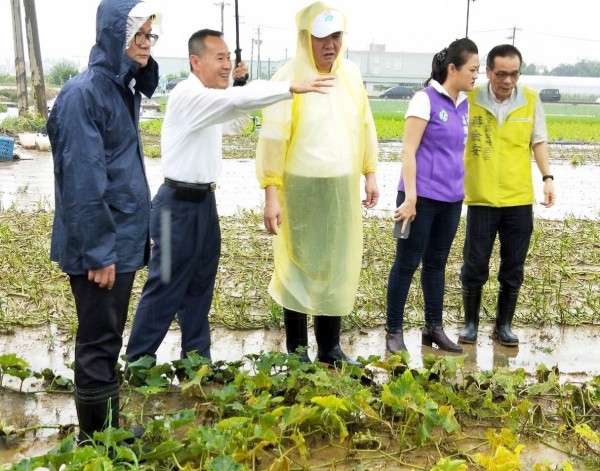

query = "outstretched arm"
[{"left": 290, "top": 75, "right": 334, "bottom": 94}]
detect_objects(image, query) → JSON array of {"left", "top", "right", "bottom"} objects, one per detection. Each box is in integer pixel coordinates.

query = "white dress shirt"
[{"left": 161, "top": 75, "right": 291, "bottom": 183}]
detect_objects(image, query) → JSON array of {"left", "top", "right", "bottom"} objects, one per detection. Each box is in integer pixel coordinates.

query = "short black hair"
[
  {"left": 188, "top": 28, "right": 223, "bottom": 56},
  {"left": 188, "top": 29, "right": 223, "bottom": 71},
  {"left": 486, "top": 44, "right": 523, "bottom": 69}
]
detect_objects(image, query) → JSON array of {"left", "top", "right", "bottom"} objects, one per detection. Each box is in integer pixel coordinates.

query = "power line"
[
  {"left": 472, "top": 27, "right": 600, "bottom": 44},
  {"left": 527, "top": 30, "right": 600, "bottom": 43}
]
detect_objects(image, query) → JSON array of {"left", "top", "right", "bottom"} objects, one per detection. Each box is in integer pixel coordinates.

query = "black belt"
[{"left": 164, "top": 178, "right": 216, "bottom": 192}]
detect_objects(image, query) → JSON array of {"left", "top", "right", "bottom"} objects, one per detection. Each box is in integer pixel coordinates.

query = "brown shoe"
[
  {"left": 385, "top": 328, "right": 407, "bottom": 353},
  {"left": 422, "top": 325, "right": 462, "bottom": 353}
]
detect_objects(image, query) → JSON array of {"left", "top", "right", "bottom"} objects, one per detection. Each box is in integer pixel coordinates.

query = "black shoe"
[
  {"left": 385, "top": 328, "right": 407, "bottom": 353},
  {"left": 422, "top": 325, "right": 462, "bottom": 353}
]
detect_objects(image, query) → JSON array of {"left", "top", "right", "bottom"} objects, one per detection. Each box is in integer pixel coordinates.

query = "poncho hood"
[
  {"left": 89, "top": 0, "right": 158, "bottom": 96},
  {"left": 295, "top": 1, "right": 347, "bottom": 74}
]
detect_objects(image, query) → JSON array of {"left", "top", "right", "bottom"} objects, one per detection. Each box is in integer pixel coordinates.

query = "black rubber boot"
[
  {"left": 458, "top": 286, "right": 482, "bottom": 344},
  {"left": 385, "top": 328, "right": 407, "bottom": 353},
  {"left": 283, "top": 308, "right": 310, "bottom": 362},
  {"left": 494, "top": 284, "right": 520, "bottom": 347},
  {"left": 314, "top": 316, "right": 361, "bottom": 367},
  {"left": 75, "top": 383, "right": 120, "bottom": 443},
  {"left": 421, "top": 325, "right": 463, "bottom": 353}
]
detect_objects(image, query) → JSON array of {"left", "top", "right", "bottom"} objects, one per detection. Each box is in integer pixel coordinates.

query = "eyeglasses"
[
  {"left": 134, "top": 32, "right": 159, "bottom": 47},
  {"left": 492, "top": 70, "right": 521, "bottom": 81}
]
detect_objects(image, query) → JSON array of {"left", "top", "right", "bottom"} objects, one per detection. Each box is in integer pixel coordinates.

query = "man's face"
[
  {"left": 311, "top": 32, "right": 342, "bottom": 73},
  {"left": 126, "top": 18, "right": 154, "bottom": 67},
  {"left": 194, "top": 35, "right": 232, "bottom": 89},
  {"left": 486, "top": 55, "right": 521, "bottom": 101}
]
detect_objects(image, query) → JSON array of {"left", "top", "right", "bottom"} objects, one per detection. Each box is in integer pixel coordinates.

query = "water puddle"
[{"left": 1, "top": 145, "right": 599, "bottom": 219}]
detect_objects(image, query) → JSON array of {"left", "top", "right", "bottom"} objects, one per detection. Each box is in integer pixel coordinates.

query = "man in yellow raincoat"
[{"left": 256, "top": 2, "right": 379, "bottom": 367}]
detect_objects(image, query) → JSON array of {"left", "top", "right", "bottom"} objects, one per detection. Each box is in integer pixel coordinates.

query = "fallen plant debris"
[
  {"left": 1, "top": 167, "right": 599, "bottom": 469},
  {"left": 1, "top": 210, "right": 599, "bottom": 334}
]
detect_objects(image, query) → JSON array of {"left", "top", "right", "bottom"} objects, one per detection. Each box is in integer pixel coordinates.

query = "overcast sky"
[{"left": 2, "top": 0, "right": 599, "bottom": 71}]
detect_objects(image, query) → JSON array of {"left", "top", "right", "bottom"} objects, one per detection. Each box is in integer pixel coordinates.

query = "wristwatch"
[{"left": 542, "top": 175, "right": 554, "bottom": 182}]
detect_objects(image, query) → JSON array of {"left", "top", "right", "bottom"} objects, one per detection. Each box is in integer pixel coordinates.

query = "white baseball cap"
[
  {"left": 311, "top": 9, "right": 345, "bottom": 38},
  {"left": 126, "top": 0, "right": 163, "bottom": 47},
  {"left": 128, "top": 0, "right": 162, "bottom": 23}
]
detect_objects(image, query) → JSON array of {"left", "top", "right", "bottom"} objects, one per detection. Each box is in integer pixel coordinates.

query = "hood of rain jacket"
[
  {"left": 47, "top": 0, "right": 159, "bottom": 274},
  {"left": 295, "top": 1, "right": 346, "bottom": 75}
]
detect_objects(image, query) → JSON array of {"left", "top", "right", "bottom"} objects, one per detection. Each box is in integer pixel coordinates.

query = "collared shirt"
[
  {"left": 161, "top": 75, "right": 291, "bottom": 183},
  {"left": 486, "top": 83, "right": 548, "bottom": 145},
  {"left": 406, "top": 80, "right": 468, "bottom": 120}
]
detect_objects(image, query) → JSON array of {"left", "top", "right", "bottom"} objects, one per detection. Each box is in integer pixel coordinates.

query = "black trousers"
[
  {"left": 70, "top": 272, "right": 136, "bottom": 388},
  {"left": 460, "top": 205, "right": 533, "bottom": 290}
]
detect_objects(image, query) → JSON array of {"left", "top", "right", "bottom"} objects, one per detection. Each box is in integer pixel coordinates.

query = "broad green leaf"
[
  {"left": 167, "top": 408, "right": 196, "bottom": 430},
  {"left": 273, "top": 404, "right": 317, "bottom": 430},
  {"left": 437, "top": 405, "right": 460, "bottom": 433},
  {"left": 474, "top": 444, "right": 524, "bottom": 471},
  {"left": 311, "top": 395, "right": 348, "bottom": 412},
  {"left": 0, "top": 353, "right": 29, "bottom": 370},
  {"left": 206, "top": 454, "right": 243, "bottom": 471},
  {"left": 574, "top": 423, "right": 600, "bottom": 445},
  {"left": 431, "top": 457, "right": 469, "bottom": 471},
  {"left": 140, "top": 439, "right": 185, "bottom": 461},
  {"left": 218, "top": 416, "right": 250, "bottom": 431}
]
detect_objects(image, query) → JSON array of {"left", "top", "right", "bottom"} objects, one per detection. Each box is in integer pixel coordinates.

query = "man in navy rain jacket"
[{"left": 47, "top": 0, "right": 160, "bottom": 442}]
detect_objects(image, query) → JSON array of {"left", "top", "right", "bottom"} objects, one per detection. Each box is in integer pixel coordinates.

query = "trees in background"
[
  {"left": 521, "top": 59, "right": 600, "bottom": 77},
  {"left": 46, "top": 61, "right": 79, "bottom": 86}
]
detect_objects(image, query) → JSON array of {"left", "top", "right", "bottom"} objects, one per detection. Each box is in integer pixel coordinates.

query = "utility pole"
[
  {"left": 250, "top": 35, "right": 254, "bottom": 80},
  {"left": 213, "top": 1, "right": 229, "bottom": 34},
  {"left": 256, "top": 26, "right": 262, "bottom": 80},
  {"left": 10, "top": 0, "right": 28, "bottom": 115},
  {"left": 506, "top": 26, "right": 520, "bottom": 46},
  {"left": 465, "top": 0, "right": 476, "bottom": 37},
  {"left": 23, "top": 0, "right": 47, "bottom": 119}
]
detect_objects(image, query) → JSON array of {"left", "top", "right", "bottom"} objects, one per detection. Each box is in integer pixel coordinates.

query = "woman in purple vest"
[{"left": 385, "top": 38, "right": 479, "bottom": 353}]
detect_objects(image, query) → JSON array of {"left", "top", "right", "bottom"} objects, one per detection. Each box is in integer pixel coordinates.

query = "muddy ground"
[{"left": 1, "top": 142, "right": 599, "bottom": 466}]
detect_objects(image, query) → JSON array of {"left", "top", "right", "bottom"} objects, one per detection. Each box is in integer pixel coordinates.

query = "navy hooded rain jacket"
[{"left": 47, "top": 0, "right": 159, "bottom": 275}]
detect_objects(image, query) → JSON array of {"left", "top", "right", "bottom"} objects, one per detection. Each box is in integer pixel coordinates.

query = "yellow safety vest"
[{"left": 464, "top": 85, "right": 537, "bottom": 207}]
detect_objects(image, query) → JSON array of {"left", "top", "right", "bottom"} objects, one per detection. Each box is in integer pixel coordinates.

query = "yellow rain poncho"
[{"left": 256, "top": 2, "right": 378, "bottom": 316}]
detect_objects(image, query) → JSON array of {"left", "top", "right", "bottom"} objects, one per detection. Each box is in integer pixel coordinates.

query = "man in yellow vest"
[{"left": 458, "top": 44, "right": 556, "bottom": 347}]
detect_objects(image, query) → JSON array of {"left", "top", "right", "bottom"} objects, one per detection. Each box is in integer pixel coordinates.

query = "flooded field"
[
  {"left": 1, "top": 143, "right": 599, "bottom": 220},
  {"left": 1, "top": 140, "right": 599, "bottom": 469}
]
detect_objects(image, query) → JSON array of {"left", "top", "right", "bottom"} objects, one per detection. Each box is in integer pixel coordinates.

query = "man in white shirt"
[{"left": 126, "top": 29, "right": 331, "bottom": 367}]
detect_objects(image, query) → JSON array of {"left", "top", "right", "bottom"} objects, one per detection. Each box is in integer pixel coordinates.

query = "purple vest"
[{"left": 398, "top": 86, "right": 467, "bottom": 202}]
